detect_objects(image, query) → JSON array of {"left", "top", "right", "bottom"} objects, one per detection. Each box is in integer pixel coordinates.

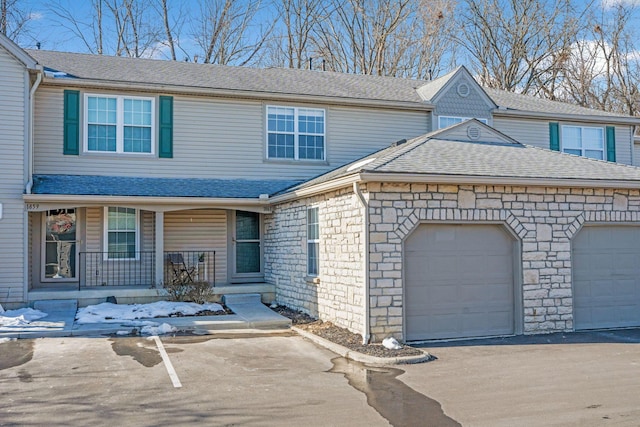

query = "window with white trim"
[
  {"left": 267, "top": 106, "right": 325, "bottom": 160},
  {"left": 438, "top": 116, "right": 488, "bottom": 129},
  {"left": 104, "top": 207, "right": 139, "bottom": 259},
  {"left": 561, "top": 125, "right": 604, "bottom": 160},
  {"left": 307, "top": 207, "right": 319, "bottom": 276},
  {"left": 85, "top": 94, "right": 155, "bottom": 154}
]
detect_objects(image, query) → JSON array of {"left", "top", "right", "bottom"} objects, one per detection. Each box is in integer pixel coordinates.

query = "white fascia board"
[
  {"left": 267, "top": 174, "right": 361, "bottom": 204},
  {"left": 359, "top": 172, "right": 640, "bottom": 189},
  {"left": 23, "top": 194, "right": 271, "bottom": 213}
]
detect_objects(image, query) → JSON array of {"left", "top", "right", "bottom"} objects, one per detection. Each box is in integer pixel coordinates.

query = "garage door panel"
[
  {"left": 405, "top": 224, "right": 515, "bottom": 341},
  {"left": 573, "top": 226, "right": 640, "bottom": 330}
]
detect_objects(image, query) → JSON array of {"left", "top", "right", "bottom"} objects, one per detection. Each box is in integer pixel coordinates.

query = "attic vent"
[
  {"left": 457, "top": 83, "right": 470, "bottom": 97},
  {"left": 467, "top": 125, "right": 481, "bottom": 140}
]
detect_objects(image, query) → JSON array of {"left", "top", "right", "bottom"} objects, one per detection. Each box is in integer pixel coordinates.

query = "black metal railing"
[
  {"left": 164, "top": 251, "right": 216, "bottom": 287},
  {"left": 79, "top": 251, "right": 156, "bottom": 288}
]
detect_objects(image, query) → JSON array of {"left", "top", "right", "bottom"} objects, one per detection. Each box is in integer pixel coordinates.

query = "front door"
[
  {"left": 43, "top": 209, "right": 77, "bottom": 281},
  {"left": 234, "top": 211, "right": 261, "bottom": 277}
]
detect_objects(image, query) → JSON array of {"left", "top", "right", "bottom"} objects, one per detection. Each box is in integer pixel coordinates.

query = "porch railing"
[
  {"left": 78, "top": 250, "right": 216, "bottom": 288},
  {"left": 79, "top": 251, "right": 156, "bottom": 288},
  {"left": 164, "top": 251, "right": 216, "bottom": 287}
]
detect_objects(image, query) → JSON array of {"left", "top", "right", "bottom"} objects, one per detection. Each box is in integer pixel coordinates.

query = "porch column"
[{"left": 155, "top": 211, "right": 164, "bottom": 286}]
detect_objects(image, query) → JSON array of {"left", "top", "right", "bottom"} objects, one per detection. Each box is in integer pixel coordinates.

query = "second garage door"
[
  {"left": 405, "top": 224, "right": 516, "bottom": 341},
  {"left": 573, "top": 226, "right": 640, "bottom": 330}
]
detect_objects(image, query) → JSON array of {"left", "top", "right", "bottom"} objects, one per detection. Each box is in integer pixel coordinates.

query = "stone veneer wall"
[
  {"left": 264, "top": 188, "right": 365, "bottom": 334},
  {"left": 366, "top": 182, "right": 640, "bottom": 342}
]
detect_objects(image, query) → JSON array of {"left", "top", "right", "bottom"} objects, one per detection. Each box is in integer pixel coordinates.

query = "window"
[
  {"left": 561, "top": 126, "right": 604, "bottom": 160},
  {"left": 105, "top": 207, "right": 138, "bottom": 259},
  {"left": 267, "top": 106, "right": 325, "bottom": 160},
  {"left": 85, "top": 94, "right": 155, "bottom": 154},
  {"left": 438, "top": 116, "right": 488, "bottom": 129},
  {"left": 307, "top": 207, "right": 319, "bottom": 276}
]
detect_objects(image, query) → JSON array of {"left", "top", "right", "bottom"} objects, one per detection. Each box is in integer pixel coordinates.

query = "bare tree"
[
  {"left": 1, "top": 0, "right": 35, "bottom": 43},
  {"left": 457, "top": 0, "right": 584, "bottom": 93},
  {"left": 313, "top": 0, "right": 414, "bottom": 75},
  {"left": 267, "top": 0, "right": 325, "bottom": 69},
  {"left": 48, "top": 0, "right": 163, "bottom": 57},
  {"left": 557, "top": 4, "right": 640, "bottom": 115},
  {"left": 191, "top": 0, "right": 274, "bottom": 66}
]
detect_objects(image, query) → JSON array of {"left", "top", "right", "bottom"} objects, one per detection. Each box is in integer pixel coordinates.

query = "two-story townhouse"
[{"left": 3, "top": 36, "right": 640, "bottom": 343}]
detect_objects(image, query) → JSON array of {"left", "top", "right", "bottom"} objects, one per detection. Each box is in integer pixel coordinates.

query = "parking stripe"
[{"left": 152, "top": 336, "right": 182, "bottom": 388}]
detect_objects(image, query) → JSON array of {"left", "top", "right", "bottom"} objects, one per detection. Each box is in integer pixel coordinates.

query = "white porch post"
[{"left": 155, "top": 211, "right": 164, "bottom": 286}]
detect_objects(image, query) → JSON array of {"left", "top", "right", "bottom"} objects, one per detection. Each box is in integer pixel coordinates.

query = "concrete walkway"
[{"left": 0, "top": 297, "right": 291, "bottom": 339}]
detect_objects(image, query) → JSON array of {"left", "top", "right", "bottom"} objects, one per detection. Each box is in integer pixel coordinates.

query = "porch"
[{"left": 27, "top": 206, "right": 270, "bottom": 305}]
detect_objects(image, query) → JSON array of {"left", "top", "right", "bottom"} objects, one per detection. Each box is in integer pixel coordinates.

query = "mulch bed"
[
  {"left": 271, "top": 305, "right": 423, "bottom": 358},
  {"left": 166, "top": 305, "right": 234, "bottom": 317}
]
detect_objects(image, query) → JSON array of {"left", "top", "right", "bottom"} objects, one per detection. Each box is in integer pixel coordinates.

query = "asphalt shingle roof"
[
  {"left": 26, "top": 49, "right": 638, "bottom": 121},
  {"left": 287, "top": 121, "right": 640, "bottom": 193},
  {"left": 26, "top": 50, "right": 425, "bottom": 105},
  {"left": 32, "top": 175, "right": 301, "bottom": 198}
]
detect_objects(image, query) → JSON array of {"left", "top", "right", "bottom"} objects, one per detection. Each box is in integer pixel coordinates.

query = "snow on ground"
[
  {"left": 0, "top": 308, "right": 48, "bottom": 327},
  {"left": 75, "top": 301, "right": 224, "bottom": 324},
  {"left": 141, "top": 323, "right": 176, "bottom": 336}
]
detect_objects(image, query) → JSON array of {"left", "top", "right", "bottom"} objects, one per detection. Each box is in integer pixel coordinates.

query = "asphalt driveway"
[{"left": 1, "top": 329, "right": 639, "bottom": 426}]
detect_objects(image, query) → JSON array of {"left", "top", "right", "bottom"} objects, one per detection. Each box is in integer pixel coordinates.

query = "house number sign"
[{"left": 25, "top": 203, "right": 40, "bottom": 211}]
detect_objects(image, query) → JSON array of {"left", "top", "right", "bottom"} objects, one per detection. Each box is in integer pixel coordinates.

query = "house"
[{"left": 2, "top": 33, "right": 640, "bottom": 342}]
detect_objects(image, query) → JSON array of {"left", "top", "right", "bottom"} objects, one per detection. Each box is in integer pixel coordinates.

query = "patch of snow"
[
  {"left": 0, "top": 308, "right": 48, "bottom": 327},
  {"left": 75, "top": 301, "right": 224, "bottom": 324},
  {"left": 269, "top": 303, "right": 278, "bottom": 309},
  {"left": 0, "top": 337, "right": 17, "bottom": 344},
  {"left": 141, "top": 323, "right": 176, "bottom": 336},
  {"left": 382, "top": 336, "right": 402, "bottom": 350},
  {"left": 116, "top": 330, "right": 131, "bottom": 336}
]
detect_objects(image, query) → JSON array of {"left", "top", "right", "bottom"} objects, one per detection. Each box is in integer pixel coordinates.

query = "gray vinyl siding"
[
  {"left": 0, "top": 46, "right": 27, "bottom": 303},
  {"left": 492, "top": 117, "right": 550, "bottom": 149},
  {"left": 164, "top": 209, "right": 227, "bottom": 285},
  {"left": 33, "top": 86, "right": 429, "bottom": 181},
  {"left": 493, "top": 117, "right": 633, "bottom": 165},
  {"left": 634, "top": 143, "right": 640, "bottom": 167}
]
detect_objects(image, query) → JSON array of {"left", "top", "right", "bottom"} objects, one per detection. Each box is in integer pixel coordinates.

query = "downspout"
[
  {"left": 353, "top": 182, "right": 370, "bottom": 345},
  {"left": 24, "top": 68, "right": 42, "bottom": 304},
  {"left": 25, "top": 67, "right": 42, "bottom": 194}
]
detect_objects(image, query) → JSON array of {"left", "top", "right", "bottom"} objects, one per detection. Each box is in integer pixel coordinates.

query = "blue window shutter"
[
  {"left": 63, "top": 90, "right": 80, "bottom": 155},
  {"left": 606, "top": 126, "right": 616, "bottom": 162},
  {"left": 158, "top": 96, "right": 173, "bottom": 158},
  {"left": 549, "top": 122, "right": 560, "bottom": 151}
]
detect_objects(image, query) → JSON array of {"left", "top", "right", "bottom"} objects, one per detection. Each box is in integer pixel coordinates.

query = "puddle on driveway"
[
  {"left": 0, "top": 340, "right": 34, "bottom": 370},
  {"left": 109, "top": 337, "right": 182, "bottom": 367},
  {"left": 329, "top": 357, "right": 460, "bottom": 427}
]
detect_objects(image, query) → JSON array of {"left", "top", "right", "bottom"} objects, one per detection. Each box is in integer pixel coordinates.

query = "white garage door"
[
  {"left": 404, "top": 224, "right": 515, "bottom": 341},
  {"left": 573, "top": 226, "right": 640, "bottom": 330}
]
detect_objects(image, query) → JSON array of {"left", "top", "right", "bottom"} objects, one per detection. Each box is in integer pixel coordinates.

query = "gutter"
[
  {"left": 493, "top": 109, "right": 640, "bottom": 126},
  {"left": 353, "top": 182, "right": 370, "bottom": 345},
  {"left": 359, "top": 172, "right": 640, "bottom": 189}
]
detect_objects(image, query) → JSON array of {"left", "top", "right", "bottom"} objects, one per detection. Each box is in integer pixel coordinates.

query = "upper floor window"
[
  {"left": 561, "top": 125, "right": 604, "bottom": 160},
  {"left": 267, "top": 106, "right": 325, "bottom": 161},
  {"left": 438, "top": 116, "right": 488, "bottom": 129},
  {"left": 85, "top": 94, "right": 155, "bottom": 154}
]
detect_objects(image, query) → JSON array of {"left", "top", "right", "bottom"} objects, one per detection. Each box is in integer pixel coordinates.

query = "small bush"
[{"left": 164, "top": 279, "right": 215, "bottom": 304}]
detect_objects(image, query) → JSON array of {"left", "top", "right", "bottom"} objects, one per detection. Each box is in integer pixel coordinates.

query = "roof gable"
[
  {"left": 416, "top": 66, "right": 496, "bottom": 111},
  {"left": 0, "top": 33, "right": 37, "bottom": 69}
]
